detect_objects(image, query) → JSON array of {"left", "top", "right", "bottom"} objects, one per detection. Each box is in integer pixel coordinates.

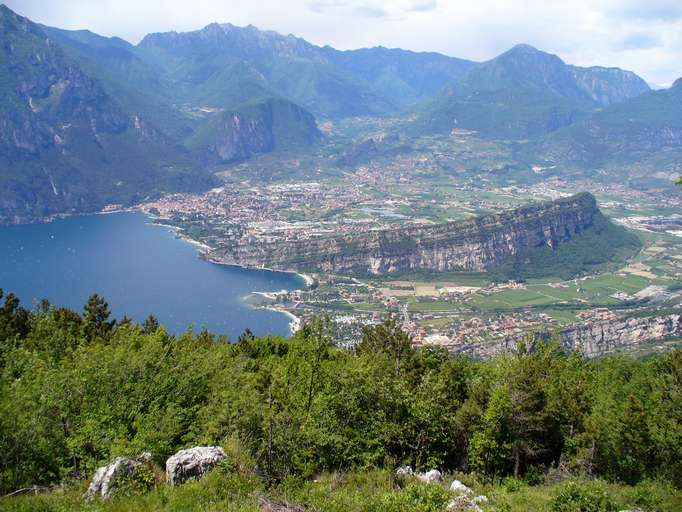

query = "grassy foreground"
[{"left": 2, "top": 469, "right": 681, "bottom": 512}]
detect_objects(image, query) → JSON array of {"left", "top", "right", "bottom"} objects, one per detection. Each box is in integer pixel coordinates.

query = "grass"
[{"left": 3, "top": 470, "right": 681, "bottom": 512}]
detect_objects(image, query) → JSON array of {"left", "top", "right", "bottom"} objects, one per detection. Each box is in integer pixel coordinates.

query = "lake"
[{"left": 0, "top": 212, "right": 303, "bottom": 339}]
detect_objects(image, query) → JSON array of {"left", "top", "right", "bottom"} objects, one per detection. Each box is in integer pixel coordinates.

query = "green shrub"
[
  {"left": 380, "top": 482, "right": 452, "bottom": 512},
  {"left": 111, "top": 465, "right": 156, "bottom": 498},
  {"left": 550, "top": 481, "right": 617, "bottom": 512},
  {"left": 502, "top": 476, "right": 524, "bottom": 493}
]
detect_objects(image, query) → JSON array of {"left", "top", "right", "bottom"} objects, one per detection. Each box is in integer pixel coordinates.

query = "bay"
[{"left": 0, "top": 212, "right": 303, "bottom": 339}]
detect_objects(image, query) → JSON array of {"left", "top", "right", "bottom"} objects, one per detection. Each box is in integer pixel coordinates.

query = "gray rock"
[
  {"left": 447, "top": 494, "right": 483, "bottom": 512},
  {"left": 450, "top": 479, "right": 473, "bottom": 495},
  {"left": 165, "top": 446, "right": 227, "bottom": 485},
  {"left": 396, "top": 465, "right": 414, "bottom": 477},
  {"left": 416, "top": 469, "right": 442, "bottom": 483},
  {"left": 84, "top": 456, "right": 141, "bottom": 500}
]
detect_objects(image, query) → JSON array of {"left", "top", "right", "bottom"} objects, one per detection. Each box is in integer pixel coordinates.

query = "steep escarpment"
[
  {"left": 212, "top": 193, "right": 622, "bottom": 275},
  {"left": 453, "top": 313, "right": 682, "bottom": 359},
  {"left": 0, "top": 5, "right": 210, "bottom": 224},
  {"left": 186, "top": 98, "right": 321, "bottom": 164}
]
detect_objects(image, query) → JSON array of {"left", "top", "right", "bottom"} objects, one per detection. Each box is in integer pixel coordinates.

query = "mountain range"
[
  {"left": 0, "top": 3, "right": 680, "bottom": 223},
  {"left": 411, "top": 43, "right": 650, "bottom": 139}
]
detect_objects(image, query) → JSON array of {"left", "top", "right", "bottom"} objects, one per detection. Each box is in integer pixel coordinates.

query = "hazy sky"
[{"left": 5, "top": 0, "right": 682, "bottom": 85}]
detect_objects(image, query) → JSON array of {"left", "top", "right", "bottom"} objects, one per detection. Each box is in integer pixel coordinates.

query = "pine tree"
[{"left": 81, "top": 293, "right": 115, "bottom": 341}]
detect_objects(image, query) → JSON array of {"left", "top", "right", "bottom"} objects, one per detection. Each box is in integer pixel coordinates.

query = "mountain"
[
  {"left": 137, "top": 23, "right": 475, "bottom": 118},
  {"left": 569, "top": 65, "right": 650, "bottom": 106},
  {"left": 0, "top": 5, "right": 212, "bottom": 223},
  {"left": 210, "top": 192, "right": 640, "bottom": 279},
  {"left": 321, "top": 46, "right": 475, "bottom": 111},
  {"left": 412, "top": 44, "right": 649, "bottom": 139},
  {"left": 542, "top": 78, "right": 682, "bottom": 167},
  {"left": 40, "top": 25, "right": 192, "bottom": 141},
  {"left": 186, "top": 98, "right": 322, "bottom": 164}
]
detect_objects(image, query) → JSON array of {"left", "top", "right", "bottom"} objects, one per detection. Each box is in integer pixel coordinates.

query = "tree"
[
  {"left": 357, "top": 318, "right": 414, "bottom": 376},
  {"left": 142, "top": 314, "right": 160, "bottom": 334},
  {"left": 81, "top": 294, "right": 115, "bottom": 341}
]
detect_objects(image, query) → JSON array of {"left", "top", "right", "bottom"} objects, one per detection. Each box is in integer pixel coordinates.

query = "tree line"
[{"left": 0, "top": 290, "right": 680, "bottom": 495}]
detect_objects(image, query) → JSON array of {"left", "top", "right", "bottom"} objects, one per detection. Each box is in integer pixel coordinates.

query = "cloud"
[
  {"left": 618, "top": 32, "right": 661, "bottom": 51},
  {"left": 306, "top": 0, "right": 437, "bottom": 19},
  {"left": 408, "top": 1, "right": 438, "bottom": 12},
  {"left": 614, "top": 0, "right": 682, "bottom": 21}
]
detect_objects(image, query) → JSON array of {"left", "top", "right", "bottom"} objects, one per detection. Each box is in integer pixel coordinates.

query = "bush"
[
  {"left": 502, "top": 476, "right": 524, "bottom": 493},
  {"left": 550, "top": 481, "right": 617, "bottom": 512},
  {"left": 111, "top": 465, "right": 156, "bottom": 498},
  {"left": 380, "top": 482, "right": 452, "bottom": 512}
]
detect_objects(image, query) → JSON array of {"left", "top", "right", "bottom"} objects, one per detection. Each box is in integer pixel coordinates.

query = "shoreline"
[
  {"left": 269, "top": 307, "right": 302, "bottom": 335},
  {"left": 9, "top": 209, "right": 309, "bottom": 338},
  {"left": 148, "top": 221, "right": 213, "bottom": 252},
  {"left": 203, "top": 254, "right": 314, "bottom": 291}
]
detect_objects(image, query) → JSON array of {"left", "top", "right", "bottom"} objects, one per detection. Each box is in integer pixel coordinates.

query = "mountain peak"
[
  {"left": 507, "top": 43, "right": 541, "bottom": 54},
  {"left": 673, "top": 77, "right": 682, "bottom": 90},
  {"left": 497, "top": 43, "right": 564, "bottom": 66}
]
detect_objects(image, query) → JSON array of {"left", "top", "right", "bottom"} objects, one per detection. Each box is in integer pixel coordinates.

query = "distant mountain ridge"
[
  {"left": 412, "top": 44, "right": 650, "bottom": 138},
  {"left": 0, "top": 3, "right": 671, "bottom": 223},
  {"left": 136, "top": 22, "right": 476, "bottom": 118},
  {"left": 542, "top": 77, "right": 682, "bottom": 166}
]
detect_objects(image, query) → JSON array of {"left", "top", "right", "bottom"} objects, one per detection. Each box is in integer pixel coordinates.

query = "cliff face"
[
  {"left": 569, "top": 66, "right": 650, "bottom": 106},
  {"left": 0, "top": 5, "right": 210, "bottom": 224},
  {"left": 451, "top": 314, "right": 682, "bottom": 359},
  {"left": 189, "top": 98, "right": 321, "bottom": 164},
  {"left": 212, "top": 193, "right": 600, "bottom": 275}
]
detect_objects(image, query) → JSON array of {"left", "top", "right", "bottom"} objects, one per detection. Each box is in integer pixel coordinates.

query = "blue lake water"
[{"left": 0, "top": 212, "right": 303, "bottom": 339}]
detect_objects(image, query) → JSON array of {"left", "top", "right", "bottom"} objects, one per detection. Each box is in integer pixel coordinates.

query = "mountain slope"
[
  {"left": 186, "top": 98, "right": 322, "bottom": 164},
  {"left": 0, "top": 5, "right": 212, "bottom": 223},
  {"left": 411, "top": 44, "right": 649, "bottom": 139},
  {"left": 542, "top": 78, "right": 682, "bottom": 166},
  {"left": 40, "top": 25, "right": 193, "bottom": 141},
  {"left": 137, "top": 23, "right": 475, "bottom": 118}
]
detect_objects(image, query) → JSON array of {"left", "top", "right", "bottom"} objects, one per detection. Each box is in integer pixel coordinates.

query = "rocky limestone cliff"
[
  {"left": 0, "top": 5, "right": 208, "bottom": 224},
  {"left": 211, "top": 193, "right": 600, "bottom": 275},
  {"left": 451, "top": 314, "right": 682, "bottom": 359},
  {"left": 569, "top": 65, "right": 650, "bottom": 106},
  {"left": 188, "top": 98, "right": 321, "bottom": 164}
]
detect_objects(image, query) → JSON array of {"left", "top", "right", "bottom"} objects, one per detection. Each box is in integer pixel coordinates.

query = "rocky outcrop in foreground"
[
  {"left": 86, "top": 446, "right": 227, "bottom": 499},
  {"left": 166, "top": 446, "right": 227, "bottom": 486},
  {"left": 396, "top": 466, "right": 487, "bottom": 512},
  {"left": 84, "top": 452, "right": 152, "bottom": 499},
  {"left": 452, "top": 313, "right": 682, "bottom": 359},
  {"left": 213, "top": 193, "right": 602, "bottom": 275}
]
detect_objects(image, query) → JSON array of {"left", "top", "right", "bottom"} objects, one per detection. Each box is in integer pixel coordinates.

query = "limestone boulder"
[
  {"left": 84, "top": 456, "right": 144, "bottom": 499},
  {"left": 396, "top": 465, "right": 414, "bottom": 477},
  {"left": 450, "top": 479, "right": 473, "bottom": 495},
  {"left": 416, "top": 469, "right": 442, "bottom": 483},
  {"left": 166, "top": 446, "right": 227, "bottom": 485}
]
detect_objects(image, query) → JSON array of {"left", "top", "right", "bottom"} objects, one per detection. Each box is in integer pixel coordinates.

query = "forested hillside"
[{"left": 0, "top": 290, "right": 680, "bottom": 510}]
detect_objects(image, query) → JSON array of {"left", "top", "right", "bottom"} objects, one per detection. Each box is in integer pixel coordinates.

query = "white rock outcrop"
[
  {"left": 395, "top": 466, "right": 443, "bottom": 483},
  {"left": 450, "top": 479, "right": 473, "bottom": 495},
  {"left": 165, "top": 446, "right": 227, "bottom": 485},
  {"left": 396, "top": 465, "right": 414, "bottom": 477},
  {"left": 85, "top": 455, "right": 146, "bottom": 499},
  {"left": 447, "top": 494, "right": 484, "bottom": 512},
  {"left": 416, "top": 469, "right": 442, "bottom": 483}
]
